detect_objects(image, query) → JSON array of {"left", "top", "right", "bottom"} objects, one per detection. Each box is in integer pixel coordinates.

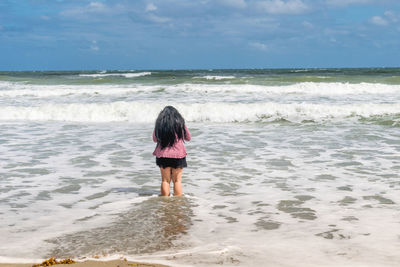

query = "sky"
[{"left": 0, "top": 0, "right": 399, "bottom": 70}]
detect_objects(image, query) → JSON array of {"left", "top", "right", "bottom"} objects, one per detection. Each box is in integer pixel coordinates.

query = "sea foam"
[
  {"left": 193, "top": 75, "right": 236, "bottom": 80},
  {"left": 177, "top": 82, "right": 400, "bottom": 95},
  {"left": 0, "top": 102, "right": 398, "bottom": 123},
  {"left": 78, "top": 72, "right": 151, "bottom": 78},
  {"left": 1, "top": 82, "right": 399, "bottom": 98}
]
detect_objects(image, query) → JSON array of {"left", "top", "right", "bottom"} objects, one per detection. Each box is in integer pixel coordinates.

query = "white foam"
[
  {"left": 0, "top": 84, "right": 155, "bottom": 97},
  {"left": 79, "top": 72, "right": 151, "bottom": 78},
  {"left": 177, "top": 82, "right": 400, "bottom": 95},
  {"left": 0, "top": 193, "right": 154, "bottom": 260},
  {"left": 1, "top": 82, "right": 399, "bottom": 99},
  {"left": 1, "top": 119, "right": 400, "bottom": 266},
  {"left": 193, "top": 75, "right": 236, "bottom": 80},
  {"left": 0, "top": 102, "right": 398, "bottom": 123},
  {"left": 0, "top": 256, "right": 43, "bottom": 264}
]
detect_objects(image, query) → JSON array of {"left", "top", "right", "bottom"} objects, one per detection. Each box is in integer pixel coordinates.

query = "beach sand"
[{"left": 0, "top": 260, "right": 168, "bottom": 267}]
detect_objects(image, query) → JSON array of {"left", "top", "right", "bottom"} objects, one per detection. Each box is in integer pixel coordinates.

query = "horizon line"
[{"left": 1, "top": 66, "right": 399, "bottom": 72}]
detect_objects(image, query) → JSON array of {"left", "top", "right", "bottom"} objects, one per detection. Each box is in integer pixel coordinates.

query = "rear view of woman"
[{"left": 153, "top": 106, "right": 191, "bottom": 196}]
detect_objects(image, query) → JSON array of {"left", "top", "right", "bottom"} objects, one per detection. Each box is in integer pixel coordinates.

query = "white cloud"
[
  {"left": 146, "top": 3, "right": 157, "bottom": 12},
  {"left": 219, "top": 0, "right": 247, "bottom": 8},
  {"left": 370, "top": 16, "right": 388, "bottom": 26},
  {"left": 384, "top": 10, "right": 398, "bottom": 22},
  {"left": 61, "top": 1, "right": 109, "bottom": 17},
  {"left": 302, "top": 21, "right": 313, "bottom": 28},
  {"left": 40, "top": 15, "right": 50, "bottom": 20},
  {"left": 148, "top": 14, "right": 171, "bottom": 23},
  {"left": 90, "top": 40, "right": 99, "bottom": 51},
  {"left": 368, "top": 10, "right": 399, "bottom": 26},
  {"left": 324, "top": 28, "right": 349, "bottom": 36},
  {"left": 249, "top": 41, "right": 268, "bottom": 51},
  {"left": 89, "top": 2, "right": 105, "bottom": 10},
  {"left": 256, "top": 0, "right": 309, "bottom": 15},
  {"left": 326, "top": 0, "right": 372, "bottom": 7}
]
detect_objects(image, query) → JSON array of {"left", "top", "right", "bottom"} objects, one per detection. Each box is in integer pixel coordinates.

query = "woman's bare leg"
[
  {"left": 160, "top": 167, "right": 172, "bottom": 196},
  {"left": 171, "top": 168, "right": 183, "bottom": 196}
]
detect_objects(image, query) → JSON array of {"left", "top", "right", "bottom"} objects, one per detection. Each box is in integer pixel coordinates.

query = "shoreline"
[{"left": 0, "top": 260, "right": 169, "bottom": 267}]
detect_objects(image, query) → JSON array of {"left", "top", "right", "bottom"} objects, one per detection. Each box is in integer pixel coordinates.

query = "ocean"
[{"left": 0, "top": 69, "right": 399, "bottom": 266}]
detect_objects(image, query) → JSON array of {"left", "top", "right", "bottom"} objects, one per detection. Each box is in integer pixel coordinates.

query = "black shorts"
[{"left": 156, "top": 157, "right": 187, "bottom": 169}]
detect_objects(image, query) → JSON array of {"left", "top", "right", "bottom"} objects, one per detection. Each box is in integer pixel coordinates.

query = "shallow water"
[{"left": 1, "top": 69, "right": 400, "bottom": 266}]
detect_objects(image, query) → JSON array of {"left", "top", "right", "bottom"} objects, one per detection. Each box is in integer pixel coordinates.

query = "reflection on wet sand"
[{"left": 47, "top": 196, "right": 193, "bottom": 258}]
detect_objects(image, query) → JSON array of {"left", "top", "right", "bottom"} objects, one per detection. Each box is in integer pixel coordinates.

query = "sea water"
[{"left": 0, "top": 69, "right": 399, "bottom": 266}]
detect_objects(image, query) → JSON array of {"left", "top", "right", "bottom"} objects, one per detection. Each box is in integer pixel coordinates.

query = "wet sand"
[{"left": 0, "top": 260, "right": 168, "bottom": 267}]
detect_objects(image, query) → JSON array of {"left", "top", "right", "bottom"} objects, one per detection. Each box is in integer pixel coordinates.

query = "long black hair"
[{"left": 155, "top": 106, "right": 187, "bottom": 149}]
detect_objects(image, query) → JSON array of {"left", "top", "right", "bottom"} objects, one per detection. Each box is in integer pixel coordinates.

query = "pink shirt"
[{"left": 152, "top": 126, "right": 191, "bottom": 158}]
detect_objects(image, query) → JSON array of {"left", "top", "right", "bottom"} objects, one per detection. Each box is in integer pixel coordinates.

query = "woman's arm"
[
  {"left": 152, "top": 130, "right": 157, "bottom": 142},
  {"left": 184, "top": 126, "right": 191, "bottom": 141}
]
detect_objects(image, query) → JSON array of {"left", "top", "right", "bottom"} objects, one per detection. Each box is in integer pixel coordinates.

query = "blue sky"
[{"left": 0, "top": 0, "right": 399, "bottom": 70}]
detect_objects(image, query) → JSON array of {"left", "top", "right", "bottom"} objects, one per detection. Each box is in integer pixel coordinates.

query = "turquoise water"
[{"left": 0, "top": 69, "right": 399, "bottom": 266}]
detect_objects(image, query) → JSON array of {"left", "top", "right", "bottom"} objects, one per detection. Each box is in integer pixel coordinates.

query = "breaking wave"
[
  {"left": 0, "top": 82, "right": 399, "bottom": 98},
  {"left": 0, "top": 102, "right": 399, "bottom": 123},
  {"left": 78, "top": 72, "right": 151, "bottom": 78},
  {"left": 193, "top": 76, "right": 236, "bottom": 80}
]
